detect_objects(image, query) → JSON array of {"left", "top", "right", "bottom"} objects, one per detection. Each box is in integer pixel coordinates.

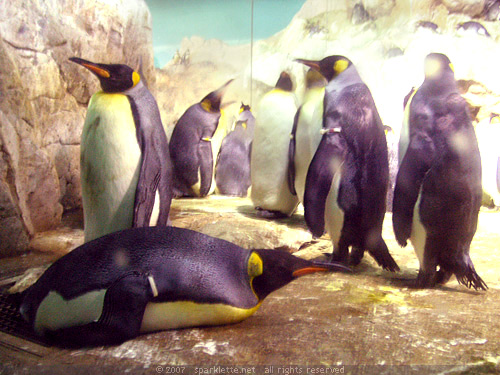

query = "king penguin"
[
  {"left": 69, "top": 57, "right": 173, "bottom": 243},
  {"left": 251, "top": 72, "right": 299, "bottom": 217},
  {"left": 393, "top": 53, "right": 486, "bottom": 290},
  {"left": 169, "top": 80, "right": 233, "bottom": 197},
  {"left": 296, "top": 56, "right": 399, "bottom": 271},
  {"left": 19, "top": 226, "right": 349, "bottom": 347},
  {"left": 215, "top": 103, "right": 255, "bottom": 197},
  {"left": 288, "top": 68, "right": 327, "bottom": 202},
  {"left": 475, "top": 114, "right": 500, "bottom": 209}
]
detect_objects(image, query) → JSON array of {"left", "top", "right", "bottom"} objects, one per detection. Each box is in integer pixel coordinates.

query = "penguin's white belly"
[
  {"left": 399, "top": 90, "right": 416, "bottom": 166},
  {"left": 251, "top": 90, "right": 299, "bottom": 215},
  {"left": 140, "top": 301, "right": 261, "bottom": 332},
  {"left": 410, "top": 190, "right": 426, "bottom": 268},
  {"left": 295, "top": 90, "right": 324, "bottom": 202},
  {"left": 81, "top": 92, "right": 144, "bottom": 242},
  {"left": 325, "top": 169, "right": 344, "bottom": 248},
  {"left": 476, "top": 121, "right": 500, "bottom": 206}
]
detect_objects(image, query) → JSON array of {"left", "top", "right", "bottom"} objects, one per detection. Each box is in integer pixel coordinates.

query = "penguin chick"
[
  {"left": 393, "top": 53, "right": 487, "bottom": 290},
  {"left": 69, "top": 57, "right": 173, "bottom": 243},
  {"left": 296, "top": 56, "right": 399, "bottom": 272},
  {"left": 19, "top": 226, "right": 350, "bottom": 347},
  {"left": 169, "top": 79, "right": 233, "bottom": 197}
]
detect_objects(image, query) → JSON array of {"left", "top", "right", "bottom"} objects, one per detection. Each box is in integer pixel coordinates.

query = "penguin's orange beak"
[
  {"left": 69, "top": 57, "right": 110, "bottom": 78},
  {"left": 295, "top": 59, "right": 321, "bottom": 71},
  {"left": 292, "top": 266, "right": 331, "bottom": 278}
]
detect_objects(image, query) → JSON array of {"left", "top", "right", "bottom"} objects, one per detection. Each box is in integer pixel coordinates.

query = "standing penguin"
[
  {"left": 393, "top": 53, "right": 486, "bottom": 290},
  {"left": 476, "top": 114, "right": 500, "bottom": 208},
  {"left": 215, "top": 104, "right": 255, "bottom": 197},
  {"left": 169, "top": 80, "right": 233, "bottom": 197},
  {"left": 19, "top": 226, "right": 349, "bottom": 347},
  {"left": 288, "top": 68, "right": 327, "bottom": 202},
  {"left": 69, "top": 57, "right": 173, "bottom": 243},
  {"left": 251, "top": 72, "right": 299, "bottom": 217},
  {"left": 296, "top": 56, "right": 399, "bottom": 271}
]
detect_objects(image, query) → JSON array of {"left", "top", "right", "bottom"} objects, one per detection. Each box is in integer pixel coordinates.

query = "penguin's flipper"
[
  {"left": 287, "top": 107, "right": 301, "bottom": 196},
  {"left": 45, "top": 272, "right": 152, "bottom": 347},
  {"left": 133, "top": 150, "right": 161, "bottom": 227},
  {"left": 198, "top": 137, "right": 214, "bottom": 197},
  {"left": 156, "top": 147, "right": 174, "bottom": 226},
  {"left": 392, "top": 131, "right": 435, "bottom": 246},
  {"left": 304, "top": 131, "right": 346, "bottom": 237}
]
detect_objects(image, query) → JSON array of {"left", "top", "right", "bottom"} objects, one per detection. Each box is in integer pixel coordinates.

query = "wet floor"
[{"left": 1, "top": 196, "right": 499, "bottom": 374}]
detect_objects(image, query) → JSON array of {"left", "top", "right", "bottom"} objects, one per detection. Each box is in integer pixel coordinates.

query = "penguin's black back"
[
  {"left": 169, "top": 103, "right": 221, "bottom": 191},
  {"left": 329, "top": 83, "right": 389, "bottom": 243},
  {"left": 215, "top": 125, "right": 253, "bottom": 196}
]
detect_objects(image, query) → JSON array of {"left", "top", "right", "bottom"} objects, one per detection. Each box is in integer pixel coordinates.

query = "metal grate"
[{"left": 0, "top": 292, "right": 49, "bottom": 346}]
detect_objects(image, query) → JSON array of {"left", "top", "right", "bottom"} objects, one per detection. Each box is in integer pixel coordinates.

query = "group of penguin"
[{"left": 14, "top": 51, "right": 491, "bottom": 348}]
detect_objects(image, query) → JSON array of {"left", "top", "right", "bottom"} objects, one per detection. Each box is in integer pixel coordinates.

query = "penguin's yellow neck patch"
[
  {"left": 132, "top": 71, "right": 140, "bottom": 87},
  {"left": 333, "top": 59, "right": 349, "bottom": 76}
]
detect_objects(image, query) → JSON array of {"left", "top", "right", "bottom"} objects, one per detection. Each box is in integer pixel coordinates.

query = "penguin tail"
[
  {"left": 292, "top": 260, "right": 352, "bottom": 277},
  {"left": 453, "top": 258, "right": 488, "bottom": 291},
  {"left": 367, "top": 238, "right": 400, "bottom": 272}
]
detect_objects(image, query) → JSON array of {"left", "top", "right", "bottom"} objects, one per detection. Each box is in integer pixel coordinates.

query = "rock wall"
[{"left": 0, "top": 0, "right": 155, "bottom": 256}]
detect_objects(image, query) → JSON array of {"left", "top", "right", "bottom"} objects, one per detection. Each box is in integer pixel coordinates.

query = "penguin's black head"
[
  {"left": 275, "top": 71, "right": 294, "bottom": 92},
  {"left": 295, "top": 55, "right": 352, "bottom": 82},
  {"left": 240, "top": 103, "right": 251, "bottom": 113},
  {"left": 249, "top": 249, "right": 350, "bottom": 301},
  {"left": 69, "top": 57, "right": 140, "bottom": 93},
  {"left": 423, "top": 53, "right": 454, "bottom": 81},
  {"left": 200, "top": 79, "right": 234, "bottom": 113}
]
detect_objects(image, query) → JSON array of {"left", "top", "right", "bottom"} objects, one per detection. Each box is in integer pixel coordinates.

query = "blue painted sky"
[{"left": 146, "top": 0, "right": 306, "bottom": 67}]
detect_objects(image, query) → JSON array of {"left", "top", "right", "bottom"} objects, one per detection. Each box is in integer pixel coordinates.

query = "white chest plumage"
[
  {"left": 81, "top": 92, "right": 158, "bottom": 242},
  {"left": 295, "top": 87, "right": 325, "bottom": 202},
  {"left": 251, "top": 89, "right": 299, "bottom": 215}
]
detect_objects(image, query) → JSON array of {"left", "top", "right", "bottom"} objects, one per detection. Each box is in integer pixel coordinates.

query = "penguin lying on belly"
[
  {"left": 296, "top": 56, "right": 399, "bottom": 272},
  {"left": 70, "top": 57, "right": 173, "bottom": 243},
  {"left": 169, "top": 80, "right": 233, "bottom": 197},
  {"left": 19, "top": 226, "right": 349, "bottom": 347}
]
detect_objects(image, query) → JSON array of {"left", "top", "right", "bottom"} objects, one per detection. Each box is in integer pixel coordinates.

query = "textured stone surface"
[
  {"left": 441, "top": 0, "right": 485, "bottom": 16},
  {"left": 0, "top": 0, "right": 155, "bottom": 255}
]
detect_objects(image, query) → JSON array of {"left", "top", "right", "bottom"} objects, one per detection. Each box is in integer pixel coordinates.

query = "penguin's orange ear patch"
[
  {"left": 333, "top": 59, "right": 349, "bottom": 75},
  {"left": 132, "top": 71, "right": 140, "bottom": 86}
]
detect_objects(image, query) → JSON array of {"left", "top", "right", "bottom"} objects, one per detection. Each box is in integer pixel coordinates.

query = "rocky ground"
[{"left": 0, "top": 196, "right": 499, "bottom": 374}]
